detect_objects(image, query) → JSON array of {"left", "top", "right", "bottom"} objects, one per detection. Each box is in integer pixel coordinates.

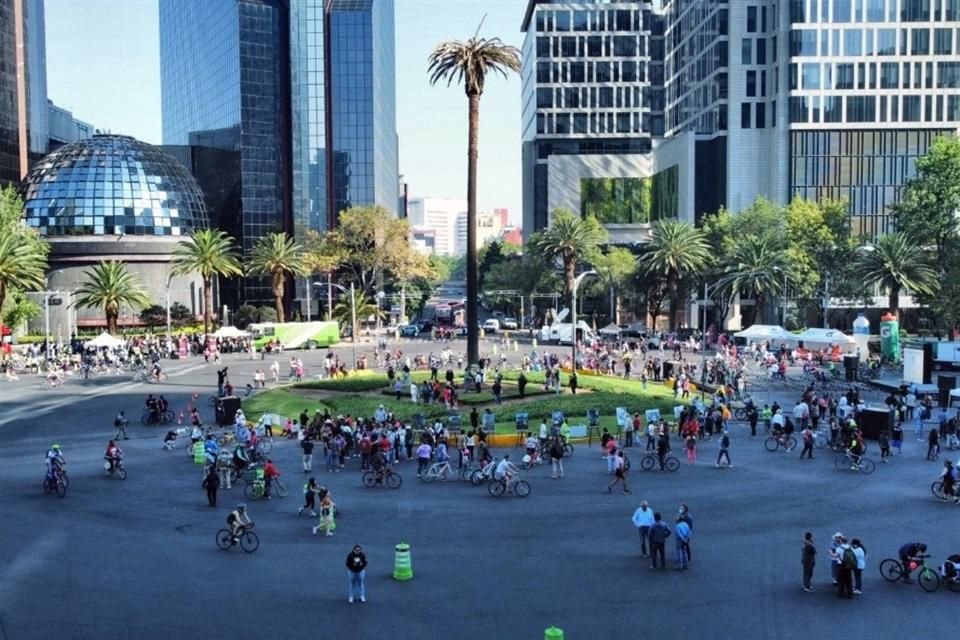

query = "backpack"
[{"left": 842, "top": 547, "right": 857, "bottom": 570}]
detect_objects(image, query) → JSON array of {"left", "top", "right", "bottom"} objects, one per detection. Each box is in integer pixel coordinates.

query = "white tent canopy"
[
  {"left": 789, "top": 328, "right": 856, "bottom": 348},
  {"left": 599, "top": 323, "right": 622, "bottom": 336},
  {"left": 84, "top": 332, "right": 124, "bottom": 349},
  {"left": 733, "top": 324, "right": 793, "bottom": 342},
  {"left": 212, "top": 326, "right": 248, "bottom": 338}
]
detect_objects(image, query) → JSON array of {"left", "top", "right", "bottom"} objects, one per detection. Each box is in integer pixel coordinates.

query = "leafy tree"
[
  {"left": 247, "top": 232, "right": 305, "bottom": 323},
  {"left": 483, "top": 252, "right": 561, "bottom": 323},
  {"left": 232, "top": 304, "right": 259, "bottom": 329},
  {"left": 637, "top": 219, "right": 711, "bottom": 329},
  {"left": 170, "top": 229, "right": 243, "bottom": 336},
  {"left": 530, "top": 209, "right": 607, "bottom": 309},
  {"left": 139, "top": 304, "right": 166, "bottom": 329},
  {"left": 73, "top": 261, "right": 150, "bottom": 334},
  {"left": 428, "top": 32, "right": 521, "bottom": 367},
  {"left": 169, "top": 302, "right": 194, "bottom": 328},
  {"left": 851, "top": 232, "right": 938, "bottom": 318},
  {"left": 717, "top": 233, "right": 790, "bottom": 325},
  {"left": 588, "top": 246, "right": 636, "bottom": 323},
  {"left": 893, "top": 135, "right": 960, "bottom": 261},
  {"left": 333, "top": 290, "right": 382, "bottom": 335},
  {"left": 257, "top": 306, "right": 278, "bottom": 323},
  {"left": 1, "top": 289, "right": 41, "bottom": 330},
  {"left": 0, "top": 187, "right": 48, "bottom": 315}
]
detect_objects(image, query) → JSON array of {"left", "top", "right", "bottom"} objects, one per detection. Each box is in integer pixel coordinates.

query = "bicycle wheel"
[
  {"left": 919, "top": 568, "right": 940, "bottom": 592},
  {"left": 784, "top": 437, "right": 797, "bottom": 451},
  {"left": 257, "top": 439, "right": 273, "bottom": 455},
  {"left": 385, "top": 471, "right": 402, "bottom": 489},
  {"left": 563, "top": 444, "right": 574, "bottom": 457},
  {"left": 275, "top": 479, "right": 289, "bottom": 497},
  {"left": 858, "top": 458, "right": 876, "bottom": 475},
  {"left": 814, "top": 434, "right": 828, "bottom": 449},
  {"left": 43, "top": 478, "right": 53, "bottom": 494},
  {"left": 117, "top": 467, "right": 127, "bottom": 480},
  {"left": 361, "top": 471, "right": 377, "bottom": 488},
  {"left": 879, "top": 558, "right": 903, "bottom": 582},
  {"left": 470, "top": 469, "right": 485, "bottom": 486},
  {"left": 216, "top": 529, "right": 233, "bottom": 550},
  {"left": 244, "top": 483, "right": 264, "bottom": 500},
  {"left": 764, "top": 437, "right": 779, "bottom": 452},
  {"left": 734, "top": 408, "right": 746, "bottom": 421},
  {"left": 515, "top": 480, "right": 531, "bottom": 497},
  {"left": 640, "top": 455, "right": 655, "bottom": 471},
  {"left": 158, "top": 372, "right": 168, "bottom": 383},
  {"left": 488, "top": 479, "right": 505, "bottom": 497},
  {"left": 834, "top": 454, "right": 848, "bottom": 471},
  {"left": 240, "top": 531, "right": 260, "bottom": 553},
  {"left": 665, "top": 456, "right": 680, "bottom": 472},
  {"left": 946, "top": 577, "right": 960, "bottom": 593},
  {"left": 931, "top": 481, "right": 946, "bottom": 500},
  {"left": 161, "top": 410, "right": 174, "bottom": 424},
  {"left": 422, "top": 466, "right": 437, "bottom": 483},
  {"left": 141, "top": 412, "right": 152, "bottom": 426},
  {"left": 56, "top": 479, "right": 67, "bottom": 498}
]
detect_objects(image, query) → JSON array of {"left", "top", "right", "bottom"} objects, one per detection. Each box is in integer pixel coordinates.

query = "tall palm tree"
[
  {"left": 532, "top": 209, "right": 608, "bottom": 311},
  {"left": 247, "top": 232, "right": 304, "bottom": 323},
  {"left": 170, "top": 229, "right": 243, "bottom": 337},
  {"left": 73, "top": 261, "right": 150, "bottom": 334},
  {"left": 638, "top": 220, "right": 711, "bottom": 330},
  {"left": 428, "top": 32, "right": 521, "bottom": 367},
  {"left": 852, "top": 232, "right": 937, "bottom": 317},
  {"left": 332, "top": 290, "right": 382, "bottom": 336},
  {"left": 718, "top": 233, "right": 790, "bottom": 325},
  {"left": 0, "top": 232, "right": 47, "bottom": 314}
]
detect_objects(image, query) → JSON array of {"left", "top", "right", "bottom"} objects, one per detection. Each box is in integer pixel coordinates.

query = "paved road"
[{"left": 0, "top": 340, "right": 956, "bottom": 639}]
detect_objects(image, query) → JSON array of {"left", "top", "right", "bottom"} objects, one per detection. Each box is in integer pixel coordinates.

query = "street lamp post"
[
  {"left": 165, "top": 273, "right": 174, "bottom": 344},
  {"left": 305, "top": 275, "right": 312, "bottom": 322},
  {"left": 571, "top": 270, "right": 598, "bottom": 374},
  {"left": 313, "top": 280, "right": 358, "bottom": 368}
]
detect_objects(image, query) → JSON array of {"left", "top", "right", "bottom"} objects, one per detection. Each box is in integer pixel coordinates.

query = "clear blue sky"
[{"left": 44, "top": 0, "right": 526, "bottom": 224}]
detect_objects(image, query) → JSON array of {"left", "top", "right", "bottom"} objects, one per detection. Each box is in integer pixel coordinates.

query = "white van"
[{"left": 483, "top": 319, "right": 501, "bottom": 333}]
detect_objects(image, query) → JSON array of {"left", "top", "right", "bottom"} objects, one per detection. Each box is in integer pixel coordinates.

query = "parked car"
[
  {"left": 399, "top": 324, "right": 420, "bottom": 337},
  {"left": 501, "top": 317, "right": 519, "bottom": 330},
  {"left": 416, "top": 320, "right": 434, "bottom": 332},
  {"left": 482, "top": 319, "right": 501, "bottom": 333}
]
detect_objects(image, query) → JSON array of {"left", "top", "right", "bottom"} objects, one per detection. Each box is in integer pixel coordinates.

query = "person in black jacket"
[
  {"left": 648, "top": 512, "right": 671, "bottom": 570},
  {"left": 202, "top": 466, "right": 220, "bottom": 507},
  {"left": 346, "top": 545, "right": 368, "bottom": 603},
  {"left": 801, "top": 531, "right": 817, "bottom": 592}
]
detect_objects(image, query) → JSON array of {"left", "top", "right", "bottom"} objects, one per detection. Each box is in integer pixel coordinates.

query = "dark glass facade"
[
  {"left": 160, "top": 0, "right": 397, "bottom": 305},
  {"left": 790, "top": 128, "right": 951, "bottom": 237},
  {"left": 0, "top": 0, "right": 20, "bottom": 186},
  {"left": 20, "top": 134, "right": 209, "bottom": 237}
]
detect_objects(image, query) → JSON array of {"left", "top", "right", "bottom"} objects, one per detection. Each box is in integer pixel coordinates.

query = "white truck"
[
  {"left": 933, "top": 341, "right": 960, "bottom": 370},
  {"left": 538, "top": 320, "right": 597, "bottom": 345}
]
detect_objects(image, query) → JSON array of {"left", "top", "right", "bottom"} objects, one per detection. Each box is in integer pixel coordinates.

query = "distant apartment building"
[
  {"left": 407, "top": 196, "right": 466, "bottom": 256},
  {"left": 47, "top": 100, "right": 94, "bottom": 150}
]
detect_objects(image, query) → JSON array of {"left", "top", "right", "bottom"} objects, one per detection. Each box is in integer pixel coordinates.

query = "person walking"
[
  {"left": 549, "top": 436, "right": 565, "bottom": 479},
  {"left": 716, "top": 430, "right": 732, "bottom": 468},
  {"left": 313, "top": 493, "right": 336, "bottom": 536},
  {"left": 851, "top": 538, "right": 866, "bottom": 594},
  {"left": 301, "top": 437, "right": 314, "bottom": 472},
  {"left": 878, "top": 429, "right": 891, "bottom": 462},
  {"left": 837, "top": 536, "right": 855, "bottom": 599},
  {"left": 202, "top": 465, "right": 220, "bottom": 507},
  {"left": 927, "top": 427, "right": 940, "bottom": 461},
  {"left": 631, "top": 500, "right": 655, "bottom": 558},
  {"left": 114, "top": 411, "right": 129, "bottom": 440},
  {"left": 606, "top": 451, "right": 631, "bottom": 494},
  {"left": 648, "top": 512, "right": 671, "bottom": 570},
  {"left": 829, "top": 532, "right": 843, "bottom": 585},
  {"left": 800, "top": 426, "right": 814, "bottom": 459},
  {"left": 684, "top": 431, "right": 697, "bottom": 465},
  {"left": 675, "top": 515, "right": 691, "bottom": 570},
  {"left": 346, "top": 544, "right": 368, "bottom": 603},
  {"left": 748, "top": 406, "right": 759, "bottom": 437},
  {"left": 298, "top": 478, "right": 320, "bottom": 517},
  {"left": 801, "top": 532, "right": 816, "bottom": 592}
]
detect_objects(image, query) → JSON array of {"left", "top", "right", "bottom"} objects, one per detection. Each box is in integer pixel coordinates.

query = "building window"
[
  {"left": 747, "top": 6, "right": 757, "bottom": 32},
  {"left": 935, "top": 28, "right": 953, "bottom": 55},
  {"left": 742, "top": 38, "right": 752, "bottom": 64},
  {"left": 789, "top": 30, "right": 816, "bottom": 56},
  {"left": 836, "top": 63, "right": 854, "bottom": 89},
  {"left": 833, "top": 0, "right": 852, "bottom": 22},
  {"left": 741, "top": 103, "right": 751, "bottom": 129},
  {"left": 756, "top": 102, "right": 766, "bottom": 128},
  {"left": 790, "top": 0, "right": 807, "bottom": 23},
  {"left": 912, "top": 28, "right": 930, "bottom": 55},
  {"left": 757, "top": 38, "right": 766, "bottom": 64},
  {"left": 747, "top": 70, "right": 757, "bottom": 96},
  {"left": 587, "top": 36, "right": 602, "bottom": 56},
  {"left": 802, "top": 63, "right": 820, "bottom": 89},
  {"left": 824, "top": 96, "right": 843, "bottom": 123},
  {"left": 613, "top": 36, "right": 636, "bottom": 56},
  {"left": 939, "top": 62, "right": 960, "bottom": 88},
  {"left": 537, "top": 88, "right": 553, "bottom": 108},
  {"left": 844, "top": 30, "right": 862, "bottom": 56},
  {"left": 791, "top": 97, "right": 808, "bottom": 123},
  {"left": 573, "top": 10, "right": 589, "bottom": 31},
  {"left": 903, "top": 95, "right": 921, "bottom": 121},
  {"left": 556, "top": 11, "right": 570, "bottom": 31},
  {"left": 901, "top": 0, "right": 931, "bottom": 21},
  {"left": 846, "top": 96, "right": 875, "bottom": 122},
  {"left": 866, "top": 0, "right": 885, "bottom": 21}
]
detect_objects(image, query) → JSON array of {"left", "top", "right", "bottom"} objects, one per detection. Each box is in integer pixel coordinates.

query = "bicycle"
[
  {"left": 42, "top": 374, "right": 64, "bottom": 389},
  {"left": 488, "top": 475, "right": 531, "bottom": 497},
  {"left": 103, "top": 457, "right": 127, "bottom": 480},
  {"left": 244, "top": 476, "right": 288, "bottom": 500},
  {"left": 470, "top": 459, "right": 498, "bottom": 486},
  {"left": 639, "top": 453, "right": 680, "bottom": 472},
  {"left": 421, "top": 459, "right": 464, "bottom": 482},
  {"left": 141, "top": 410, "right": 175, "bottom": 426},
  {"left": 43, "top": 469, "right": 68, "bottom": 497},
  {"left": 879, "top": 554, "right": 939, "bottom": 592},
  {"left": 931, "top": 480, "right": 958, "bottom": 502},
  {"left": 764, "top": 435, "right": 797, "bottom": 452},
  {"left": 216, "top": 525, "right": 259, "bottom": 553},
  {"left": 253, "top": 439, "right": 272, "bottom": 455},
  {"left": 538, "top": 440, "right": 574, "bottom": 459},
  {"left": 834, "top": 450, "right": 876, "bottom": 474},
  {"left": 361, "top": 468, "right": 402, "bottom": 489}
]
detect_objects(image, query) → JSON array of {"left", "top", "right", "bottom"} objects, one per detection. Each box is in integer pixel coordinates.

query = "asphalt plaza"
[{"left": 0, "top": 343, "right": 957, "bottom": 639}]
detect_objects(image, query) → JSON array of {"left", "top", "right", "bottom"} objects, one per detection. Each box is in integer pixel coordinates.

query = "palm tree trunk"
[
  {"left": 0, "top": 281, "right": 6, "bottom": 317},
  {"left": 274, "top": 273, "right": 285, "bottom": 323},
  {"left": 667, "top": 275, "right": 679, "bottom": 330},
  {"left": 754, "top": 293, "right": 765, "bottom": 325},
  {"left": 465, "top": 92, "right": 480, "bottom": 367},
  {"left": 107, "top": 310, "right": 117, "bottom": 335},
  {"left": 889, "top": 286, "right": 900, "bottom": 318},
  {"left": 203, "top": 275, "right": 213, "bottom": 337}
]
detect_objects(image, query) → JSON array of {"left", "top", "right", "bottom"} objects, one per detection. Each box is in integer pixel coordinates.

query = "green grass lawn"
[{"left": 243, "top": 370, "right": 691, "bottom": 435}]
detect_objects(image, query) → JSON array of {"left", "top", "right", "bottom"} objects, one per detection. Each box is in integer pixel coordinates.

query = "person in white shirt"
[
  {"left": 538, "top": 420, "right": 548, "bottom": 442},
  {"left": 631, "top": 500, "right": 656, "bottom": 558},
  {"left": 793, "top": 401, "right": 809, "bottom": 429},
  {"left": 851, "top": 538, "right": 867, "bottom": 594},
  {"left": 771, "top": 409, "right": 786, "bottom": 433},
  {"left": 495, "top": 455, "right": 518, "bottom": 488}
]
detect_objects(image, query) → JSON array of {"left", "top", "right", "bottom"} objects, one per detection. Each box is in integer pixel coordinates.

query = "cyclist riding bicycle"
[
  {"left": 937, "top": 460, "right": 959, "bottom": 503},
  {"left": 847, "top": 432, "right": 865, "bottom": 469},
  {"left": 145, "top": 394, "right": 159, "bottom": 422},
  {"left": 233, "top": 442, "right": 250, "bottom": 474},
  {"left": 45, "top": 443, "right": 65, "bottom": 478},
  {"left": 370, "top": 448, "right": 388, "bottom": 480},
  {"left": 226, "top": 504, "right": 253, "bottom": 542},
  {"left": 152, "top": 362, "right": 163, "bottom": 382},
  {"left": 898, "top": 542, "right": 928, "bottom": 583},
  {"left": 494, "top": 454, "right": 518, "bottom": 489},
  {"left": 104, "top": 440, "right": 122, "bottom": 473}
]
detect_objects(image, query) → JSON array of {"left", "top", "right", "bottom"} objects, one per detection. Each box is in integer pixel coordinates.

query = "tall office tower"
[
  {"left": 0, "top": 0, "right": 46, "bottom": 186},
  {"left": 522, "top": 0, "right": 960, "bottom": 240},
  {"left": 159, "top": 0, "right": 398, "bottom": 307},
  {"left": 520, "top": 1, "right": 690, "bottom": 245}
]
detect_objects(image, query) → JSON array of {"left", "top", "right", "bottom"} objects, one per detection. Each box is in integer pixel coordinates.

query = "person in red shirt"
[{"left": 263, "top": 458, "right": 280, "bottom": 499}]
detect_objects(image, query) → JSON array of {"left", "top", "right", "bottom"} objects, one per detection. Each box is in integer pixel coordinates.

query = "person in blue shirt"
[{"left": 675, "top": 516, "right": 692, "bottom": 570}]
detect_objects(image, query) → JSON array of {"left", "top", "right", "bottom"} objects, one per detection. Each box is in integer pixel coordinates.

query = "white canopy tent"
[
  {"left": 733, "top": 324, "right": 793, "bottom": 342},
  {"left": 84, "top": 332, "right": 124, "bottom": 349},
  {"left": 212, "top": 326, "right": 248, "bottom": 338},
  {"left": 788, "top": 328, "right": 856, "bottom": 349},
  {"left": 598, "top": 323, "right": 622, "bottom": 336}
]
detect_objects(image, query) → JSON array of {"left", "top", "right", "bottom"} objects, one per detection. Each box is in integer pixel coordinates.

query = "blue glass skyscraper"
[{"left": 159, "top": 0, "right": 398, "bottom": 307}]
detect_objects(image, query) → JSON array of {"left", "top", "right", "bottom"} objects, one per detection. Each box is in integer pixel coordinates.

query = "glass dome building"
[{"left": 20, "top": 134, "right": 209, "bottom": 236}]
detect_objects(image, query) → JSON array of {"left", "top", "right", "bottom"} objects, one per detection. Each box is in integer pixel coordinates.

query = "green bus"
[{"left": 248, "top": 321, "right": 340, "bottom": 350}]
